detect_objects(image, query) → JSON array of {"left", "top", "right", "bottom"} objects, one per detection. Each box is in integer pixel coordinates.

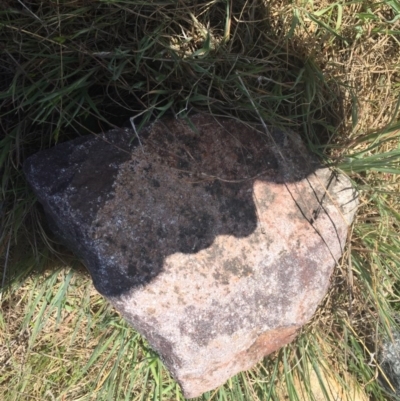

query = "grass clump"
[{"left": 1, "top": 0, "right": 400, "bottom": 400}]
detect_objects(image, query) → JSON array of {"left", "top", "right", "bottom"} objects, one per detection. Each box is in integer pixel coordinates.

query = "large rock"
[{"left": 24, "top": 113, "right": 358, "bottom": 398}]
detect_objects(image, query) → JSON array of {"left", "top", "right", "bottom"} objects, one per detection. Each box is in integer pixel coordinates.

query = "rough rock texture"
[
  {"left": 379, "top": 324, "right": 400, "bottom": 396},
  {"left": 24, "top": 114, "right": 358, "bottom": 398}
]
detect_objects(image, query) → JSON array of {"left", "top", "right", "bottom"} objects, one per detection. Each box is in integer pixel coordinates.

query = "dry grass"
[{"left": 1, "top": 0, "right": 400, "bottom": 400}]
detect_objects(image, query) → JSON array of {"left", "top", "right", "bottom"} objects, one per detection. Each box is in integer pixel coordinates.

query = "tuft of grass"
[{"left": 1, "top": 0, "right": 400, "bottom": 400}]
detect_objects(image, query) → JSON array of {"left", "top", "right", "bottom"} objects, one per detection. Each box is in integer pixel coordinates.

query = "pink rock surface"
[{"left": 24, "top": 114, "right": 358, "bottom": 398}]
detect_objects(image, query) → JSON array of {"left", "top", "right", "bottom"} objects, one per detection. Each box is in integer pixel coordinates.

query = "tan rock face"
[{"left": 24, "top": 114, "right": 358, "bottom": 398}]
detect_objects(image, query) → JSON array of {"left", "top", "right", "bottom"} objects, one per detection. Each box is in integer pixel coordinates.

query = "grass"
[{"left": 0, "top": 0, "right": 400, "bottom": 400}]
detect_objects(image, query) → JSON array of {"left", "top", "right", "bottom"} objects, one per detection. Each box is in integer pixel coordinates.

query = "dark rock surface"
[{"left": 24, "top": 113, "right": 358, "bottom": 398}]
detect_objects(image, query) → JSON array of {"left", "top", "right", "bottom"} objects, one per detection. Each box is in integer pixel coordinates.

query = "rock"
[
  {"left": 24, "top": 113, "right": 358, "bottom": 398},
  {"left": 379, "top": 324, "right": 400, "bottom": 395}
]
